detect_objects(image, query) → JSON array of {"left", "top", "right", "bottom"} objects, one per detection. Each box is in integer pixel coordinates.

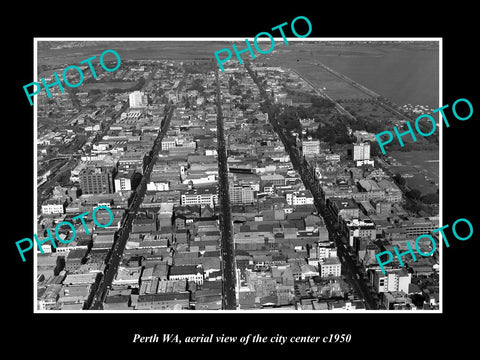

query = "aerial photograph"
[{"left": 33, "top": 39, "right": 440, "bottom": 312}]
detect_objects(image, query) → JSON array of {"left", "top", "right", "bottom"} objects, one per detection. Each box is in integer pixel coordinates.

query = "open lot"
[{"left": 389, "top": 150, "right": 439, "bottom": 195}]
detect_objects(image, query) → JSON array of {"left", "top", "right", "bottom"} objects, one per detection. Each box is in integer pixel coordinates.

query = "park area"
[{"left": 389, "top": 150, "right": 439, "bottom": 196}]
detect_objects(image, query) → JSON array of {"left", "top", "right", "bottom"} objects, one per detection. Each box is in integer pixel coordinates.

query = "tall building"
[
  {"left": 353, "top": 142, "right": 371, "bottom": 161},
  {"left": 229, "top": 183, "right": 256, "bottom": 205},
  {"left": 372, "top": 268, "right": 411, "bottom": 293},
  {"left": 129, "top": 91, "right": 148, "bottom": 108},
  {"left": 114, "top": 169, "right": 135, "bottom": 192},
  {"left": 302, "top": 138, "right": 321, "bottom": 156},
  {"left": 118, "top": 152, "right": 149, "bottom": 175},
  {"left": 320, "top": 257, "right": 342, "bottom": 277},
  {"left": 80, "top": 167, "right": 115, "bottom": 195}
]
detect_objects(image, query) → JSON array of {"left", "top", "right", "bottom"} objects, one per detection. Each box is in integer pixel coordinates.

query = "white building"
[
  {"left": 146, "top": 182, "right": 170, "bottom": 191},
  {"left": 292, "top": 190, "right": 314, "bottom": 206},
  {"left": 205, "top": 148, "right": 217, "bottom": 156},
  {"left": 182, "top": 174, "right": 217, "bottom": 186},
  {"left": 180, "top": 187, "right": 218, "bottom": 207},
  {"left": 317, "top": 245, "right": 337, "bottom": 261},
  {"left": 320, "top": 257, "right": 342, "bottom": 278},
  {"left": 114, "top": 177, "right": 132, "bottom": 192},
  {"left": 129, "top": 91, "right": 148, "bottom": 108},
  {"left": 302, "top": 139, "right": 321, "bottom": 156},
  {"left": 161, "top": 137, "right": 177, "bottom": 151},
  {"left": 41, "top": 201, "right": 65, "bottom": 215},
  {"left": 353, "top": 142, "right": 371, "bottom": 161},
  {"left": 285, "top": 190, "right": 314, "bottom": 206},
  {"left": 112, "top": 266, "right": 142, "bottom": 288},
  {"left": 169, "top": 266, "right": 204, "bottom": 285},
  {"left": 372, "top": 268, "right": 411, "bottom": 293}
]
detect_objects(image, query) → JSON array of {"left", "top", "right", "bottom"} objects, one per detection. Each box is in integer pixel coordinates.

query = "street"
[
  {"left": 89, "top": 102, "right": 176, "bottom": 309},
  {"left": 245, "top": 63, "right": 378, "bottom": 310},
  {"left": 215, "top": 68, "right": 237, "bottom": 310}
]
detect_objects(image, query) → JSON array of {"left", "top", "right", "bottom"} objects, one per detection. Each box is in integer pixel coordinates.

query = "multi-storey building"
[
  {"left": 344, "top": 218, "right": 377, "bottom": 247},
  {"left": 161, "top": 137, "right": 177, "bottom": 151},
  {"left": 302, "top": 138, "right": 321, "bottom": 156},
  {"left": 129, "top": 91, "right": 148, "bottom": 108},
  {"left": 169, "top": 265, "right": 204, "bottom": 285},
  {"left": 118, "top": 152, "right": 148, "bottom": 175},
  {"left": 260, "top": 174, "right": 285, "bottom": 190},
  {"left": 287, "top": 190, "right": 313, "bottom": 206},
  {"left": 229, "top": 183, "right": 256, "bottom": 205},
  {"left": 320, "top": 257, "right": 342, "bottom": 278},
  {"left": 41, "top": 199, "right": 66, "bottom": 215},
  {"left": 79, "top": 167, "right": 114, "bottom": 195},
  {"left": 353, "top": 142, "right": 371, "bottom": 161},
  {"left": 371, "top": 268, "right": 411, "bottom": 294},
  {"left": 403, "top": 217, "right": 439, "bottom": 239},
  {"left": 114, "top": 169, "right": 135, "bottom": 192},
  {"left": 135, "top": 292, "right": 190, "bottom": 310},
  {"left": 329, "top": 198, "right": 360, "bottom": 221},
  {"left": 180, "top": 186, "right": 218, "bottom": 207},
  {"left": 377, "top": 179, "right": 402, "bottom": 203}
]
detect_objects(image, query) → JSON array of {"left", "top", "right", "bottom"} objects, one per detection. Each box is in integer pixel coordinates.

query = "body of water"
[{"left": 314, "top": 43, "right": 440, "bottom": 109}]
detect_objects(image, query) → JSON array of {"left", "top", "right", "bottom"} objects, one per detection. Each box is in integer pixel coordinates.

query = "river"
[{"left": 313, "top": 42, "right": 440, "bottom": 109}]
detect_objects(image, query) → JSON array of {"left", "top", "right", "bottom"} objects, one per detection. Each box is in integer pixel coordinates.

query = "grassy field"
[
  {"left": 37, "top": 41, "right": 232, "bottom": 67},
  {"left": 389, "top": 150, "right": 439, "bottom": 195},
  {"left": 266, "top": 49, "right": 368, "bottom": 100},
  {"left": 343, "top": 100, "right": 400, "bottom": 124},
  {"left": 80, "top": 81, "right": 137, "bottom": 91}
]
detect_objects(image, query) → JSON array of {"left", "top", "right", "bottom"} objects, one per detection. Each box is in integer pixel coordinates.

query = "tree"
[
  {"left": 310, "top": 96, "right": 335, "bottom": 109},
  {"left": 410, "top": 294, "right": 426, "bottom": 307},
  {"left": 364, "top": 120, "right": 384, "bottom": 133},
  {"left": 406, "top": 189, "right": 422, "bottom": 200},
  {"left": 369, "top": 141, "right": 381, "bottom": 157},
  {"left": 393, "top": 172, "right": 406, "bottom": 186},
  {"left": 421, "top": 193, "right": 439, "bottom": 204}
]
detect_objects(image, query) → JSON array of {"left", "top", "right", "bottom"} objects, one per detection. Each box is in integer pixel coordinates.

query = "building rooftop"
[
  {"left": 321, "top": 257, "right": 341, "bottom": 265},
  {"left": 137, "top": 292, "right": 190, "bottom": 302},
  {"left": 182, "top": 186, "right": 218, "bottom": 196},
  {"left": 332, "top": 198, "right": 358, "bottom": 210},
  {"left": 170, "top": 265, "right": 201, "bottom": 276}
]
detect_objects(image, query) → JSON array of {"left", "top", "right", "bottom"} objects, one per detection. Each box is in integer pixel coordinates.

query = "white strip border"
[{"left": 33, "top": 37, "right": 443, "bottom": 314}]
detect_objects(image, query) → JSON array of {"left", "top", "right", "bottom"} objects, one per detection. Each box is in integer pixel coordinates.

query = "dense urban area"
[{"left": 36, "top": 42, "right": 440, "bottom": 311}]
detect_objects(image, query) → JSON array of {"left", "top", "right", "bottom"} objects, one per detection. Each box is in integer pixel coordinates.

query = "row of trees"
[
  {"left": 183, "top": 61, "right": 215, "bottom": 74},
  {"left": 106, "top": 77, "right": 146, "bottom": 94}
]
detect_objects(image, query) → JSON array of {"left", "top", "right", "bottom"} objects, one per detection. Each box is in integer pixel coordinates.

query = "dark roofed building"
[
  {"left": 132, "top": 217, "right": 157, "bottom": 233},
  {"left": 239, "top": 290, "right": 256, "bottom": 309},
  {"left": 103, "top": 294, "right": 131, "bottom": 310},
  {"left": 65, "top": 248, "right": 88, "bottom": 272},
  {"left": 135, "top": 292, "right": 190, "bottom": 310}
]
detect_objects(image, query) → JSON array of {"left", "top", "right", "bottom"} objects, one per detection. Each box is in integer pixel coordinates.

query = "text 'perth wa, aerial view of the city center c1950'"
[{"left": 30, "top": 38, "right": 441, "bottom": 312}]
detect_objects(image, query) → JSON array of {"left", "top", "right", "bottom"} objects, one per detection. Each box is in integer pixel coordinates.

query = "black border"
[{"left": 7, "top": 5, "right": 479, "bottom": 354}]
